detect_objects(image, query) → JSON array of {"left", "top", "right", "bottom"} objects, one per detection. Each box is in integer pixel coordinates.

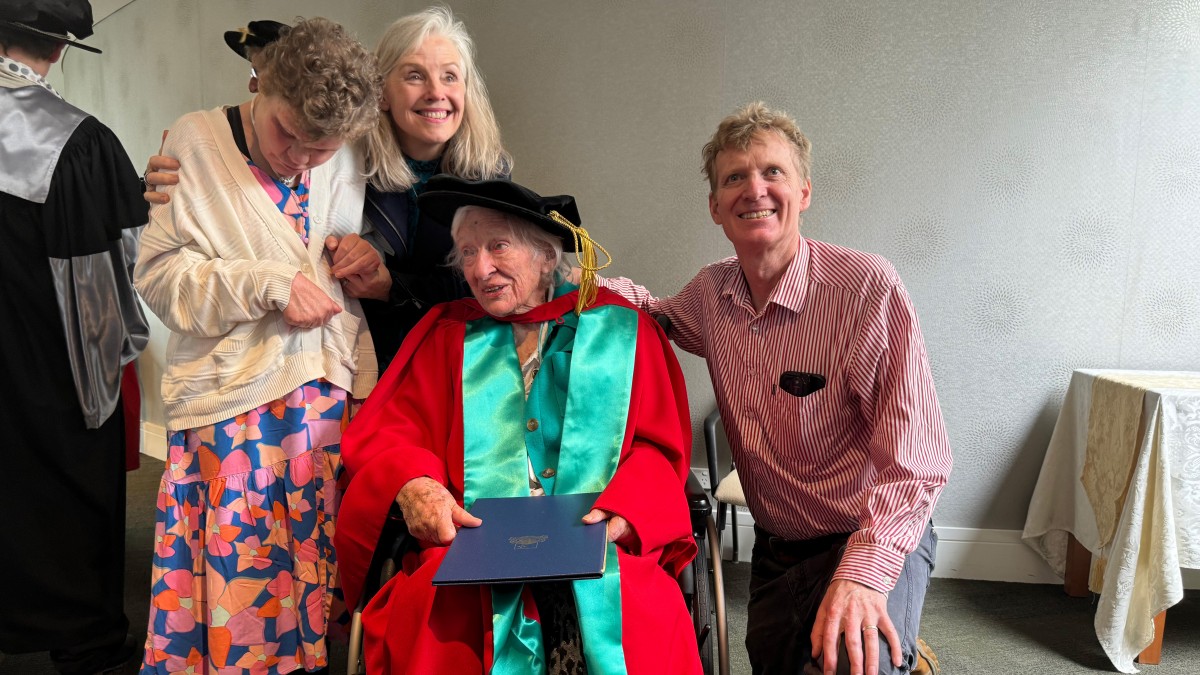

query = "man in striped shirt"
[{"left": 603, "top": 102, "right": 952, "bottom": 675}]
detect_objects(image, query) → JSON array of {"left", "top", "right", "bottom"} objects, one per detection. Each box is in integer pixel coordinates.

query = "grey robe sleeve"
[{"left": 42, "top": 116, "right": 150, "bottom": 428}]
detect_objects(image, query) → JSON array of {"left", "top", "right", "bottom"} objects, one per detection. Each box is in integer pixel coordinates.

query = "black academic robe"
[{"left": 0, "top": 84, "right": 148, "bottom": 651}]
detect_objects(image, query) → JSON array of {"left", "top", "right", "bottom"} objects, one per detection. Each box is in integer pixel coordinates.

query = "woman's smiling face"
[{"left": 381, "top": 35, "right": 465, "bottom": 161}]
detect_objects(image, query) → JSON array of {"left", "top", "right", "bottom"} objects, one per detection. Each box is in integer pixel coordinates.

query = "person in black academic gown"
[{"left": 0, "top": 2, "right": 148, "bottom": 673}]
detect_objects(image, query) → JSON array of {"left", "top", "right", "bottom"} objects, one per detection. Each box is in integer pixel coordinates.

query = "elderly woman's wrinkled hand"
[
  {"left": 582, "top": 508, "right": 638, "bottom": 550},
  {"left": 283, "top": 272, "right": 342, "bottom": 328},
  {"left": 395, "top": 476, "right": 482, "bottom": 546}
]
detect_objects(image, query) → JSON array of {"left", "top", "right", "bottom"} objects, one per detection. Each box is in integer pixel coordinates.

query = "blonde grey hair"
[
  {"left": 362, "top": 6, "right": 511, "bottom": 191},
  {"left": 447, "top": 206, "right": 571, "bottom": 286},
  {"left": 256, "top": 17, "right": 382, "bottom": 141},
  {"left": 701, "top": 101, "right": 812, "bottom": 192}
]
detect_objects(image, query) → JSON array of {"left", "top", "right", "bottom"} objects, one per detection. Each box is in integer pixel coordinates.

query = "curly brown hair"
[
  {"left": 702, "top": 101, "right": 812, "bottom": 192},
  {"left": 256, "top": 17, "right": 382, "bottom": 141}
]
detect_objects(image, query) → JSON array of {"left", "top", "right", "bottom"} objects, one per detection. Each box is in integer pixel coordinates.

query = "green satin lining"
[
  {"left": 461, "top": 302, "right": 637, "bottom": 675},
  {"left": 490, "top": 586, "right": 545, "bottom": 675},
  {"left": 553, "top": 304, "right": 634, "bottom": 496},
  {"left": 573, "top": 541, "right": 627, "bottom": 674},
  {"left": 462, "top": 319, "right": 528, "bottom": 509}
]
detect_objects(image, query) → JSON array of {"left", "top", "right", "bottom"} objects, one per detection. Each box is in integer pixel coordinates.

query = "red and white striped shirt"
[{"left": 604, "top": 236, "right": 952, "bottom": 592}]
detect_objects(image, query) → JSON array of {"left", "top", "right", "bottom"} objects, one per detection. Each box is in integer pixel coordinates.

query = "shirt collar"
[
  {"left": 722, "top": 236, "right": 811, "bottom": 315},
  {"left": 0, "top": 55, "right": 61, "bottom": 98}
]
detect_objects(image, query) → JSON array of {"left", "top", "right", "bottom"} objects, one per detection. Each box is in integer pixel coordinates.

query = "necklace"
[{"left": 248, "top": 96, "right": 299, "bottom": 188}]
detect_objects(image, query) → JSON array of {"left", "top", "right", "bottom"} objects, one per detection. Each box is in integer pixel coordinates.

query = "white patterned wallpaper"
[{"left": 55, "top": 0, "right": 1200, "bottom": 532}]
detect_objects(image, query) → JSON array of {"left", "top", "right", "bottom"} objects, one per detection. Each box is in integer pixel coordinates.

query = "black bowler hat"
[
  {"left": 419, "top": 176, "right": 584, "bottom": 252},
  {"left": 223, "top": 20, "right": 288, "bottom": 61},
  {"left": 0, "top": 0, "right": 101, "bottom": 54}
]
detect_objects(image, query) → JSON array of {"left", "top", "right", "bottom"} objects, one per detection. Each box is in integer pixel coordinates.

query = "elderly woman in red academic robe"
[{"left": 335, "top": 176, "right": 702, "bottom": 675}]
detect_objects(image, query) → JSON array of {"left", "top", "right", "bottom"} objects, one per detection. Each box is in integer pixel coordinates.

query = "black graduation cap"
[
  {"left": 0, "top": 0, "right": 101, "bottom": 54},
  {"left": 223, "top": 19, "right": 289, "bottom": 61},
  {"left": 419, "top": 176, "right": 584, "bottom": 252},
  {"left": 421, "top": 175, "right": 614, "bottom": 314}
]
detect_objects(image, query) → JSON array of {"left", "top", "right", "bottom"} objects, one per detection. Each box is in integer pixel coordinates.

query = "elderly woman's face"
[
  {"left": 382, "top": 35, "right": 466, "bottom": 162},
  {"left": 251, "top": 95, "right": 344, "bottom": 178},
  {"left": 455, "top": 210, "right": 554, "bottom": 317}
]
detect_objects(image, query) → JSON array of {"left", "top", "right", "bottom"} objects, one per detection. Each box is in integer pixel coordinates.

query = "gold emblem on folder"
[{"left": 509, "top": 535, "right": 549, "bottom": 550}]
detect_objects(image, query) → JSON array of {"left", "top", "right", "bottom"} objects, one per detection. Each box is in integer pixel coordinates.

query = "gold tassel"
[
  {"left": 235, "top": 27, "right": 253, "bottom": 44},
  {"left": 548, "top": 210, "right": 612, "bottom": 315}
]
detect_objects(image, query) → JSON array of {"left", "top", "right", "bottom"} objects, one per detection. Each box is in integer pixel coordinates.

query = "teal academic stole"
[{"left": 461, "top": 302, "right": 638, "bottom": 675}]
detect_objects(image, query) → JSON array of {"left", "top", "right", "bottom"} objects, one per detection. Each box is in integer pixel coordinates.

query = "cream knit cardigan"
[{"left": 135, "top": 108, "right": 377, "bottom": 431}]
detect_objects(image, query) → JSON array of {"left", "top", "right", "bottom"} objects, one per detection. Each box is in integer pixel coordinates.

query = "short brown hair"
[
  {"left": 256, "top": 17, "right": 382, "bottom": 141},
  {"left": 0, "top": 26, "right": 59, "bottom": 61},
  {"left": 702, "top": 101, "right": 812, "bottom": 192}
]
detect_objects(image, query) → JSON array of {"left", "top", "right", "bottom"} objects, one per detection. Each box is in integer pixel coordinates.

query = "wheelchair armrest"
[
  {"left": 357, "top": 503, "right": 416, "bottom": 611},
  {"left": 703, "top": 409, "right": 721, "bottom": 493},
  {"left": 685, "top": 471, "right": 711, "bottom": 530}
]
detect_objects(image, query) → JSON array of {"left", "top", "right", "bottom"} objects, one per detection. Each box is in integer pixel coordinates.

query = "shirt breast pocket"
[
  {"left": 778, "top": 371, "right": 826, "bottom": 397},
  {"left": 771, "top": 387, "right": 829, "bottom": 423}
]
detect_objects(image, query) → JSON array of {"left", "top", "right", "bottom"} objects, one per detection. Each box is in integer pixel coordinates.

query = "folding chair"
[{"left": 703, "top": 409, "right": 747, "bottom": 562}]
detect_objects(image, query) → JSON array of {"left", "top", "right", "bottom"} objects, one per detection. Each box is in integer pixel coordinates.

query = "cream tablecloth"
[{"left": 1023, "top": 369, "right": 1200, "bottom": 672}]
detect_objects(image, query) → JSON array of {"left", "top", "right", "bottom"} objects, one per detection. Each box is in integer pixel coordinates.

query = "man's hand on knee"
[{"left": 811, "top": 578, "right": 902, "bottom": 675}]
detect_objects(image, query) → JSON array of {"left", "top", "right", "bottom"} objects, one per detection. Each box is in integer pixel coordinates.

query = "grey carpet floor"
[{"left": 3, "top": 456, "right": 1196, "bottom": 674}]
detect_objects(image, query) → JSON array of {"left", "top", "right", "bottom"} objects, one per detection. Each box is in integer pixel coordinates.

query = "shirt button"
[
  {"left": 527, "top": 418, "right": 539, "bottom": 431},
  {"left": 750, "top": 325, "right": 759, "bottom": 334},
  {"left": 540, "top": 468, "right": 556, "bottom": 479},
  {"left": 301, "top": 263, "right": 312, "bottom": 273}
]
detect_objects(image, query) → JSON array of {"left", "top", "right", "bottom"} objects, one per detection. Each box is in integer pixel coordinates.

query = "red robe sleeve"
[{"left": 335, "top": 302, "right": 474, "bottom": 610}]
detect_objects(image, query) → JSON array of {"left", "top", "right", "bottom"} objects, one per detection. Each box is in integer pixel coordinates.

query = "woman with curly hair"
[
  {"left": 147, "top": 7, "right": 513, "bottom": 373},
  {"left": 133, "top": 17, "right": 382, "bottom": 675}
]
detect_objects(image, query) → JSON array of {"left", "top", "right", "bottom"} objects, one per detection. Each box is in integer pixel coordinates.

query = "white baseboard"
[
  {"left": 1185, "top": 568, "right": 1200, "bottom": 589},
  {"left": 931, "top": 527, "right": 1200, "bottom": 588},
  {"left": 140, "top": 422, "right": 168, "bottom": 462},
  {"left": 931, "top": 526, "right": 1061, "bottom": 584},
  {"left": 713, "top": 513, "right": 1064, "bottom": 585}
]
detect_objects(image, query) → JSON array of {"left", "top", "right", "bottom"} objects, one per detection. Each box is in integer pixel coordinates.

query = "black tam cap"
[
  {"left": 223, "top": 20, "right": 289, "bottom": 61},
  {"left": 419, "top": 176, "right": 583, "bottom": 252},
  {"left": 0, "top": 0, "right": 101, "bottom": 54},
  {"left": 421, "top": 175, "right": 613, "bottom": 314}
]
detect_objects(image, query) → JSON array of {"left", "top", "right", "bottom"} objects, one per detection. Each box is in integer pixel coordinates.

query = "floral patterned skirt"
[{"left": 141, "top": 381, "right": 349, "bottom": 674}]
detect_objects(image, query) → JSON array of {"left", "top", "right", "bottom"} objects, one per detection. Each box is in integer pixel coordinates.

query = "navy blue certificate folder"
[{"left": 431, "top": 492, "right": 607, "bottom": 586}]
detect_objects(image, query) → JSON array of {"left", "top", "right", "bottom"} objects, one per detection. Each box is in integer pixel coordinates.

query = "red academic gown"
[{"left": 336, "top": 289, "right": 701, "bottom": 674}]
